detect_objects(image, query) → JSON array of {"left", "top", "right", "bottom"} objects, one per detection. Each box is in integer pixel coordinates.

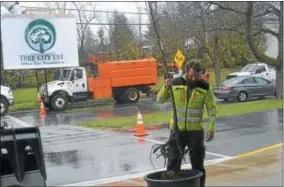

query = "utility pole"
[
  {"left": 137, "top": 5, "right": 142, "bottom": 57},
  {"left": 106, "top": 12, "right": 112, "bottom": 54}
]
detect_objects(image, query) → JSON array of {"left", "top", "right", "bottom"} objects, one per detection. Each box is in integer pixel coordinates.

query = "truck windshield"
[
  {"left": 241, "top": 64, "right": 257, "bottom": 72},
  {"left": 54, "top": 69, "right": 72, "bottom": 81}
]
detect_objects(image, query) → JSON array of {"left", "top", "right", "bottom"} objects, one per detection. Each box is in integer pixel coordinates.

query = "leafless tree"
[
  {"left": 44, "top": 2, "right": 72, "bottom": 14},
  {"left": 72, "top": 2, "right": 97, "bottom": 61},
  {"left": 209, "top": 1, "right": 283, "bottom": 99}
]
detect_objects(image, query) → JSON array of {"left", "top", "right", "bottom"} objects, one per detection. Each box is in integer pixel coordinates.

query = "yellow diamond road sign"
[{"left": 174, "top": 49, "right": 185, "bottom": 69}]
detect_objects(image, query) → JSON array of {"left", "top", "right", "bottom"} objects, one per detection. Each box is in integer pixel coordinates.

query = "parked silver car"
[{"left": 213, "top": 76, "right": 276, "bottom": 102}]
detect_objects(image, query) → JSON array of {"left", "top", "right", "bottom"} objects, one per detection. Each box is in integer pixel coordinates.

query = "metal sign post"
[
  {"left": 44, "top": 69, "right": 48, "bottom": 101},
  {"left": 36, "top": 69, "right": 39, "bottom": 92}
]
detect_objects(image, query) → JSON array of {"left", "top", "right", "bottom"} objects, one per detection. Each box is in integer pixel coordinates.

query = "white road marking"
[
  {"left": 132, "top": 136, "right": 233, "bottom": 159},
  {"left": 60, "top": 157, "right": 234, "bottom": 186},
  {"left": 3, "top": 115, "right": 235, "bottom": 186}
]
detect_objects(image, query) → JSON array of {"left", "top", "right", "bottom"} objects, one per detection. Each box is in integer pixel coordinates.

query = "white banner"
[{"left": 1, "top": 15, "right": 79, "bottom": 70}]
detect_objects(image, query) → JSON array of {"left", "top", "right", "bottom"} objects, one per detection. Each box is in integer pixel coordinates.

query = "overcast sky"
[
  {"left": 1, "top": 1, "right": 278, "bottom": 58},
  {"left": 18, "top": 1, "right": 147, "bottom": 14}
]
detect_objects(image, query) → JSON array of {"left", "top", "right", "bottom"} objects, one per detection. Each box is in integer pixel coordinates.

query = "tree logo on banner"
[{"left": 25, "top": 19, "right": 56, "bottom": 53}]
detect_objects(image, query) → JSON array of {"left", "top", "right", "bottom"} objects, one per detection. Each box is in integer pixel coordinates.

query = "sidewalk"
[{"left": 100, "top": 144, "right": 283, "bottom": 186}]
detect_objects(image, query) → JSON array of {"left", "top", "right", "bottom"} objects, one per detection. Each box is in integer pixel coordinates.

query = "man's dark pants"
[{"left": 167, "top": 130, "right": 206, "bottom": 187}]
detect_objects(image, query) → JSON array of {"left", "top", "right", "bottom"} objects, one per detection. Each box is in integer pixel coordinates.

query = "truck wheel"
[
  {"left": 0, "top": 98, "right": 9, "bottom": 116},
  {"left": 113, "top": 94, "right": 124, "bottom": 104},
  {"left": 237, "top": 91, "right": 247, "bottom": 102},
  {"left": 123, "top": 88, "right": 140, "bottom": 103},
  {"left": 51, "top": 94, "right": 68, "bottom": 111}
]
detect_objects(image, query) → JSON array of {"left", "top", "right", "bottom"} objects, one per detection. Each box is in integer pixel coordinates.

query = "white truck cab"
[
  {"left": 40, "top": 67, "right": 89, "bottom": 110},
  {"left": 0, "top": 85, "right": 14, "bottom": 116},
  {"left": 227, "top": 63, "right": 276, "bottom": 82}
]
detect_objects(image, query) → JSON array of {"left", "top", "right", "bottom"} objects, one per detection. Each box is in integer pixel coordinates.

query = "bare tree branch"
[
  {"left": 250, "top": 18, "right": 279, "bottom": 38},
  {"left": 245, "top": 2, "right": 279, "bottom": 67},
  {"left": 44, "top": 2, "right": 71, "bottom": 14},
  {"left": 203, "top": 27, "right": 244, "bottom": 35},
  {"left": 209, "top": 2, "right": 246, "bottom": 15},
  {"left": 73, "top": 2, "right": 83, "bottom": 40},
  {"left": 260, "top": 27, "right": 279, "bottom": 38},
  {"left": 253, "top": 10, "right": 277, "bottom": 18},
  {"left": 203, "top": 27, "right": 262, "bottom": 38},
  {"left": 72, "top": 2, "right": 97, "bottom": 60},
  {"left": 268, "top": 3, "right": 281, "bottom": 17}
]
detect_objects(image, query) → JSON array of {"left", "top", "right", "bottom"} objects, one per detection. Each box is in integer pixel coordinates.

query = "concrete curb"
[
  {"left": 109, "top": 108, "right": 282, "bottom": 133},
  {"left": 111, "top": 123, "right": 169, "bottom": 133},
  {"left": 9, "top": 96, "right": 157, "bottom": 115}
]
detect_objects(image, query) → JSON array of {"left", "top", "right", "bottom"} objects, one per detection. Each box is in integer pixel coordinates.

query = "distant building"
[{"left": 184, "top": 38, "right": 195, "bottom": 52}]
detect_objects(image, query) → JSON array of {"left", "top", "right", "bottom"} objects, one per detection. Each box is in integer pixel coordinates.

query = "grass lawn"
[
  {"left": 9, "top": 87, "right": 113, "bottom": 112},
  {"left": 10, "top": 88, "right": 39, "bottom": 111},
  {"left": 80, "top": 99, "right": 283, "bottom": 130}
]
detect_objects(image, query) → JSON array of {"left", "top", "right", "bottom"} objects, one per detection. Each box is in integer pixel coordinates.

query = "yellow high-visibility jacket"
[{"left": 157, "top": 77, "right": 217, "bottom": 132}]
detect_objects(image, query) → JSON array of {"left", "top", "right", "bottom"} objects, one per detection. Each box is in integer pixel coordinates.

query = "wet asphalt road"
[
  {"left": 12, "top": 97, "right": 169, "bottom": 126},
  {"left": 10, "top": 96, "right": 274, "bottom": 127},
  {"left": 3, "top": 108, "right": 283, "bottom": 186}
]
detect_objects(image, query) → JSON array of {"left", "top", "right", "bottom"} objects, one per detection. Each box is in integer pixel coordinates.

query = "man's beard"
[{"left": 186, "top": 79, "right": 197, "bottom": 88}]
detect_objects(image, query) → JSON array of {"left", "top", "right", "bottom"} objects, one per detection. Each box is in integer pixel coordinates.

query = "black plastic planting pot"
[{"left": 144, "top": 169, "right": 203, "bottom": 187}]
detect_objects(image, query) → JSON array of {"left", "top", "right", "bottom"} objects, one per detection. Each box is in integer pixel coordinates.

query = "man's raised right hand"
[{"left": 165, "top": 78, "right": 172, "bottom": 89}]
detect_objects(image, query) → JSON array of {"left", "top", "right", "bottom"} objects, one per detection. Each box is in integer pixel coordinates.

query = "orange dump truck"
[{"left": 40, "top": 57, "right": 158, "bottom": 111}]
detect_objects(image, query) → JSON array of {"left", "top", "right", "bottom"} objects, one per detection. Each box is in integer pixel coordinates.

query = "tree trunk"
[
  {"left": 275, "top": 68, "right": 283, "bottom": 99},
  {"left": 18, "top": 71, "right": 22, "bottom": 88},
  {"left": 213, "top": 36, "right": 221, "bottom": 85},
  {"left": 245, "top": 2, "right": 282, "bottom": 99},
  {"left": 276, "top": 2, "right": 283, "bottom": 99}
]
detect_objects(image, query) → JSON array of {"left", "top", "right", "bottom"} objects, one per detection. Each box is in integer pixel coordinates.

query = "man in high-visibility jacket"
[{"left": 157, "top": 59, "right": 216, "bottom": 187}]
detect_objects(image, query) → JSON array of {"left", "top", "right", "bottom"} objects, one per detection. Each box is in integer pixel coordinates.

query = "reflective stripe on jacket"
[{"left": 157, "top": 77, "right": 217, "bottom": 132}]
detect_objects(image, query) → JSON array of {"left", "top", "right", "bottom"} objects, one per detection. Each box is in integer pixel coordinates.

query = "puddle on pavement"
[
  {"left": 13, "top": 100, "right": 172, "bottom": 126},
  {"left": 12, "top": 107, "right": 283, "bottom": 132},
  {"left": 44, "top": 150, "right": 80, "bottom": 167},
  {"left": 8, "top": 107, "right": 283, "bottom": 186}
]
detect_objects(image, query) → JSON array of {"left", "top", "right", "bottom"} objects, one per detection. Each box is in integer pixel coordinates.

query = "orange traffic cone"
[
  {"left": 39, "top": 114, "right": 46, "bottom": 126},
  {"left": 134, "top": 111, "right": 148, "bottom": 137},
  {"left": 37, "top": 92, "right": 42, "bottom": 103},
  {"left": 39, "top": 101, "right": 46, "bottom": 115}
]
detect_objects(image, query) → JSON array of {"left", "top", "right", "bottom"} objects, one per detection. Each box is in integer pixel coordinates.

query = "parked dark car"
[{"left": 213, "top": 76, "right": 276, "bottom": 102}]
